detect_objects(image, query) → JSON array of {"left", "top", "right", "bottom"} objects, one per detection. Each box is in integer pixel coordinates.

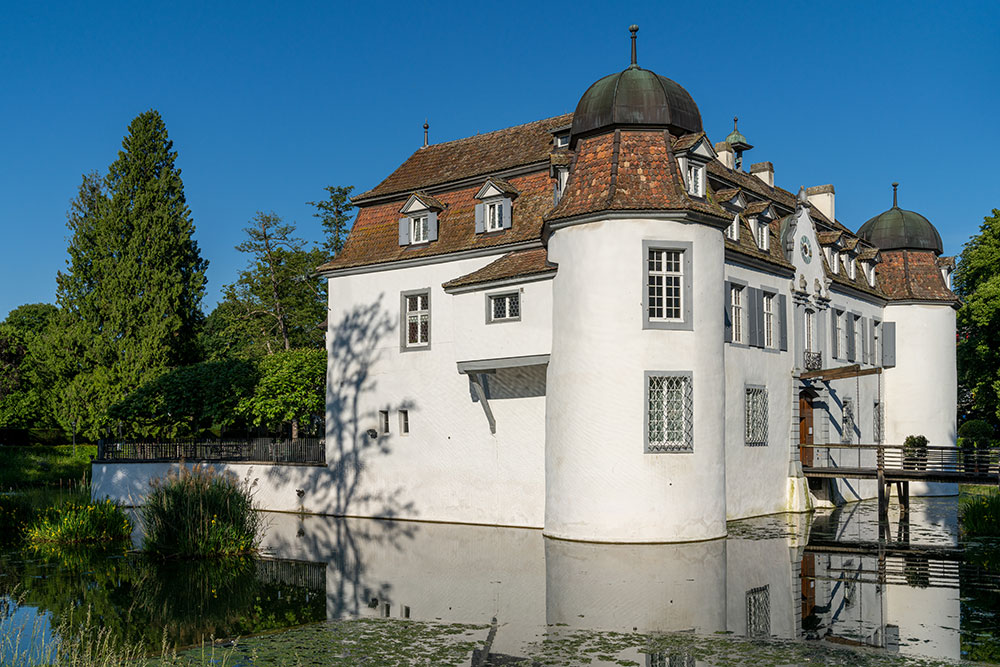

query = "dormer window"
[
  {"left": 475, "top": 178, "right": 516, "bottom": 234},
  {"left": 848, "top": 257, "right": 857, "bottom": 280},
  {"left": 752, "top": 218, "right": 770, "bottom": 252},
  {"left": 485, "top": 201, "right": 504, "bottom": 231},
  {"left": 554, "top": 133, "right": 570, "bottom": 148},
  {"left": 829, "top": 250, "right": 839, "bottom": 274},
  {"left": 411, "top": 215, "right": 429, "bottom": 244},
  {"left": 726, "top": 215, "right": 740, "bottom": 241},
  {"left": 398, "top": 193, "right": 442, "bottom": 246},
  {"left": 686, "top": 163, "right": 704, "bottom": 197}
]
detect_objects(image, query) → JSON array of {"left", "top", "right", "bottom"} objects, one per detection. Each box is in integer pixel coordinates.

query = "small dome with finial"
[
  {"left": 857, "top": 182, "right": 943, "bottom": 254},
  {"left": 726, "top": 117, "right": 751, "bottom": 150},
  {"left": 569, "top": 25, "right": 703, "bottom": 144}
]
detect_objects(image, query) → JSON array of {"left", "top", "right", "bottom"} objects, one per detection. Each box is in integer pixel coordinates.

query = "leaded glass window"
[
  {"left": 842, "top": 399, "right": 855, "bottom": 444},
  {"left": 489, "top": 293, "right": 520, "bottom": 322},
  {"left": 647, "top": 249, "right": 683, "bottom": 321},
  {"left": 745, "top": 386, "right": 768, "bottom": 446},
  {"left": 646, "top": 373, "right": 693, "bottom": 453},
  {"left": 404, "top": 291, "right": 430, "bottom": 347},
  {"left": 746, "top": 585, "right": 770, "bottom": 638}
]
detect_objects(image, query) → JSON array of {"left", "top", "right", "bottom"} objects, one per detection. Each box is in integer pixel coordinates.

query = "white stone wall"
[
  {"left": 544, "top": 217, "right": 728, "bottom": 542},
  {"left": 883, "top": 303, "right": 958, "bottom": 496},
  {"left": 326, "top": 253, "right": 550, "bottom": 527}
]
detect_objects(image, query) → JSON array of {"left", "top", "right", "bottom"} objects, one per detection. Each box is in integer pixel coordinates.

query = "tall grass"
[
  {"left": 962, "top": 489, "right": 1000, "bottom": 537},
  {"left": 26, "top": 499, "right": 132, "bottom": 545},
  {"left": 141, "top": 467, "right": 262, "bottom": 558}
]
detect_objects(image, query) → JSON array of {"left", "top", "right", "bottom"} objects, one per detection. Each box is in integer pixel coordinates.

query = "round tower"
[
  {"left": 858, "top": 183, "right": 959, "bottom": 496},
  {"left": 542, "top": 27, "right": 730, "bottom": 542}
]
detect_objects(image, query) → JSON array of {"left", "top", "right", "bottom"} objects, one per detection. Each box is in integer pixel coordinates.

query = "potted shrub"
[{"left": 903, "top": 435, "right": 928, "bottom": 471}]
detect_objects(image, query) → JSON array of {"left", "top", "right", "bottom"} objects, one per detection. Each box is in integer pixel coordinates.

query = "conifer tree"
[
  {"left": 55, "top": 111, "right": 207, "bottom": 438},
  {"left": 308, "top": 185, "right": 354, "bottom": 256}
]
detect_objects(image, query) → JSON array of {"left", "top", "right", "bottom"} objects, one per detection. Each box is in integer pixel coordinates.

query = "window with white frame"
[
  {"left": 849, "top": 257, "right": 857, "bottom": 279},
  {"left": 399, "top": 409, "right": 409, "bottom": 435},
  {"left": 726, "top": 215, "right": 740, "bottom": 241},
  {"left": 402, "top": 290, "right": 430, "bottom": 348},
  {"left": 554, "top": 133, "right": 569, "bottom": 148},
  {"left": 842, "top": 399, "right": 855, "bottom": 444},
  {"left": 731, "top": 285, "right": 744, "bottom": 344},
  {"left": 873, "top": 320, "right": 881, "bottom": 365},
  {"left": 646, "top": 373, "right": 693, "bottom": 452},
  {"left": 686, "top": 163, "right": 704, "bottom": 197},
  {"left": 763, "top": 293, "right": 775, "bottom": 348},
  {"left": 755, "top": 219, "right": 770, "bottom": 251},
  {"left": 378, "top": 410, "right": 390, "bottom": 435},
  {"left": 745, "top": 386, "right": 768, "bottom": 446},
  {"left": 830, "top": 251, "right": 839, "bottom": 274},
  {"left": 485, "top": 201, "right": 504, "bottom": 232},
  {"left": 410, "top": 215, "right": 429, "bottom": 244},
  {"left": 489, "top": 292, "right": 520, "bottom": 322},
  {"left": 647, "top": 249, "right": 683, "bottom": 321}
]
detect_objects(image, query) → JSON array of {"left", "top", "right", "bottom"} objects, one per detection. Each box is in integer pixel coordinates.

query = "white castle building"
[{"left": 316, "top": 28, "right": 958, "bottom": 543}]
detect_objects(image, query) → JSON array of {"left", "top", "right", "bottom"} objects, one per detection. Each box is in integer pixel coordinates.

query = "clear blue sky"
[{"left": 1, "top": 0, "right": 997, "bottom": 320}]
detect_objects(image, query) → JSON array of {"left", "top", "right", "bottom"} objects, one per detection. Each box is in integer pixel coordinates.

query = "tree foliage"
[
  {"left": 53, "top": 111, "right": 208, "bottom": 439},
  {"left": 0, "top": 304, "right": 61, "bottom": 429},
  {"left": 219, "top": 212, "right": 326, "bottom": 356},
  {"left": 238, "top": 348, "right": 325, "bottom": 436},
  {"left": 955, "top": 209, "right": 1000, "bottom": 425},
  {"left": 308, "top": 185, "right": 354, "bottom": 256},
  {"left": 108, "top": 359, "right": 259, "bottom": 438}
]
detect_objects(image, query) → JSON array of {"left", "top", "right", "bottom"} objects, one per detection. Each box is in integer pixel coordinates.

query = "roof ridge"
[{"left": 422, "top": 112, "right": 573, "bottom": 150}]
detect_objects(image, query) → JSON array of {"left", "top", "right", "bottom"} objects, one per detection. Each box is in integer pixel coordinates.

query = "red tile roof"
[
  {"left": 877, "top": 249, "right": 958, "bottom": 303},
  {"left": 442, "top": 248, "right": 555, "bottom": 290}
]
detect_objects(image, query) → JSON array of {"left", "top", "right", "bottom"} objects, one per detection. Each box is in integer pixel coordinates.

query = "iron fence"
[
  {"left": 802, "top": 443, "right": 999, "bottom": 476},
  {"left": 96, "top": 437, "right": 325, "bottom": 465}
]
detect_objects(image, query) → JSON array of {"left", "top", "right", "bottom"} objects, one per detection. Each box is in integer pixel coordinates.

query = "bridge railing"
[
  {"left": 95, "top": 437, "right": 326, "bottom": 465},
  {"left": 801, "top": 443, "right": 999, "bottom": 476}
]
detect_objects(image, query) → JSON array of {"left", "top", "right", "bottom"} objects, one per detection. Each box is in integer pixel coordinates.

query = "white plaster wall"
[
  {"left": 544, "top": 218, "right": 727, "bottom": 542},
  {"left": 450, "top": 278, "right": 552, "bottom": 362},
  {"left": 91, "top": 461, "right": 331, "bottom": 513},
  {"left": 883, "top": 303, "right": 958, "bottom": 496},
  {"left": 326, "top": 253, "right": 549, "bottom": 527},
  {"left": 725, "top": 535, "right": 796, "bottom": 639},
  {"left": 723, "top": 262, "right": 796, "bottom": 519}
]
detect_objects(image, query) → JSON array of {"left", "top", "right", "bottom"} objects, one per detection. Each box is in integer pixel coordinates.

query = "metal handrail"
[
  {"left": 95, "top": 437, "right": 326, "bottom": 465},
  {"left": 801, "top": 443, "right": 999, "bottom": 475}
]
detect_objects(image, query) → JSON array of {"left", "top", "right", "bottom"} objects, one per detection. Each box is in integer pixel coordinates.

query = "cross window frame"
[
  {"left": 486, "top": 291, "right": 521, "bottom": 324},
  {"left": 642, "top": 241, "right": 693, "bottom": 331},
  {"left": 400, "top": 288, "right": 431, "bottom": 351},
  {"left": 645, "top": 371, "right": 694, "bottom": 453},
  {"left": 410, "top": 215, "right": 429, "bottom": 244}
]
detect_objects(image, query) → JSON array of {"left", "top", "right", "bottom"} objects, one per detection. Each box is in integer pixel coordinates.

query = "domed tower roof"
[
  {"left": 569, "top": 26, "right": 702, "bottom": 145},
  {"left": 857, "top": 183, "right": 943, "bottom": 255}
]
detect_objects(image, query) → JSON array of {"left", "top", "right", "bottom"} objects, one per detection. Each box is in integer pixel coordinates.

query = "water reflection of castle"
[{"left": 258, "top": 498, "right": 962, "bottom": 664}]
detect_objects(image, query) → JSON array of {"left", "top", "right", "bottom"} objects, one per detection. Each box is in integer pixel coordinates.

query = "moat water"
[{"left": 2, "top": 495, "right": 998, "bottom": 665}]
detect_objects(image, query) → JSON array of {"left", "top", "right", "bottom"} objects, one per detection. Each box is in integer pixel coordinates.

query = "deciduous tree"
[{"left": 238, "top": 348, "right": 325, "bottom": 438}]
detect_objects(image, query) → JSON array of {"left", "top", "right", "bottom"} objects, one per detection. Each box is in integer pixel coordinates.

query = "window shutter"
[
  {"left": 747, "top": 288, "right": 760, "bottom": 348},
  {"left": 847, "top": 315, "right": 856, "bottom": 362},
  {"left": 778, "top": 294, "right": 788, "bottom": 351},
  {"left": 882, "top": 321, "right": 896, "bottom": 367},
  {"left": 398, "top": 217, "right": 410, "bottom": 245},
  {"left": 755, "top": 289, "right": 765, "bottom": 347},
  {"left": 427, "top": 211, "right": 438, "bottom": 242},
  {"left": 870, "top": 320, "right": 877, "bottom": 366},
  {"left": 474, "top": 204, "right": 485, "bottom": 233},
  {"left": 860, "top": 317, "right": 869, "bottom": 364},
  {"left": 724, "top": 282, "right": 733, "bottom": 343},
  {"left": 501, "top": 198, "right": 512, "bottom": 229},
  {"left": 831, "top": 311, "right": 839, "bottom": 359}
]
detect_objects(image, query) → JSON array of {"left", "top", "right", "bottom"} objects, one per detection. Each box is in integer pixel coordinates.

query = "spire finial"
[
  {"left": 892, "top": 182, "right": 899, "bottom": 208},
  {"left": 629, "top": 25, "right": 638, "bottom": 66},
  {"left": 734, "top": 116, "right": 739, "bottom": 130},
  {"left": 423, "top": 119, "right": 429, "bottom": 148}
]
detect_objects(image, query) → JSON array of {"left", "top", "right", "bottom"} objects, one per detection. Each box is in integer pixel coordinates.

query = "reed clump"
[
  {"left": 26, "top": 498, "right": 132, "bottom": 545},
  {"left": 962, "top": 489, "right": 1000, "bottom": 537},
  {"left": 141, "top": 467, "right": 262, "bottom": 558}
]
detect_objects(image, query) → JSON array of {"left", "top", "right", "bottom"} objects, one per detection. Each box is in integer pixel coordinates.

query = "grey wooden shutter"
[
  {"left": 724, "top": 282, "right": 733, "bottom": 342},
  {"left": 755, "top": 289, "right": 765, "bottom": 347},
  {"left": 882, "top": 321, "right": 896, "bottom": 367},
  {"left": 779, "top": 294, "right": 788, "bottom": 351},
  {"left": 847, "top": 315, "right": 856, "bottom": 362},
  {"left": 860, "top": 317, "right": 869, "bottom": 364},
  {"left": 427, "top": 211, "right": 438, "bottom": 242},
  {"left": 747, "top": 288, "right": 759, "bottom": 347},
  {"left": 398, "top": 217, "right": 410, "bottom": 245},
  {"left": 501, "top": 198, "right": 512, "bottom": 229},
  {"left": 831, "top": 310, "right": 839, "bottom": 359},
  {"left": 870, "top": 320, "right": 877, "bottom": 366},
  {"left": 474, "top": 204, "right": 485, "bottom": 233}
]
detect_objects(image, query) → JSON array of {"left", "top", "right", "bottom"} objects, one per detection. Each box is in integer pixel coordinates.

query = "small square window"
[
  {"left": 554, "top": 133, "right": 569, "bottom": 148},
  {"left": 485, "top": 202, "right": 504, "bottom": 232},
  {"left": 399, "top": 410, "right": 409, "bottom": 435},
  {"left": 378, "top": 410, "right": 390, "bottom": 435},
  {"left": 411, "top": 215, "right": 429, "bottom": 244},
  {"left": 488, "top": 292, "right": 520, "bottom": 322}
]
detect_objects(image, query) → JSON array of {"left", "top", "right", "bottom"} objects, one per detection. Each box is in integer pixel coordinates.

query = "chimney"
[
  {"left": 750, "top": 161, "right": 774, "bottom": 188},
  {"left": 714, "top": 142, "right": 734, "bottom": 170},
  {"left": 806, "top": 185, "right": 835, "bottom": 222}
]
